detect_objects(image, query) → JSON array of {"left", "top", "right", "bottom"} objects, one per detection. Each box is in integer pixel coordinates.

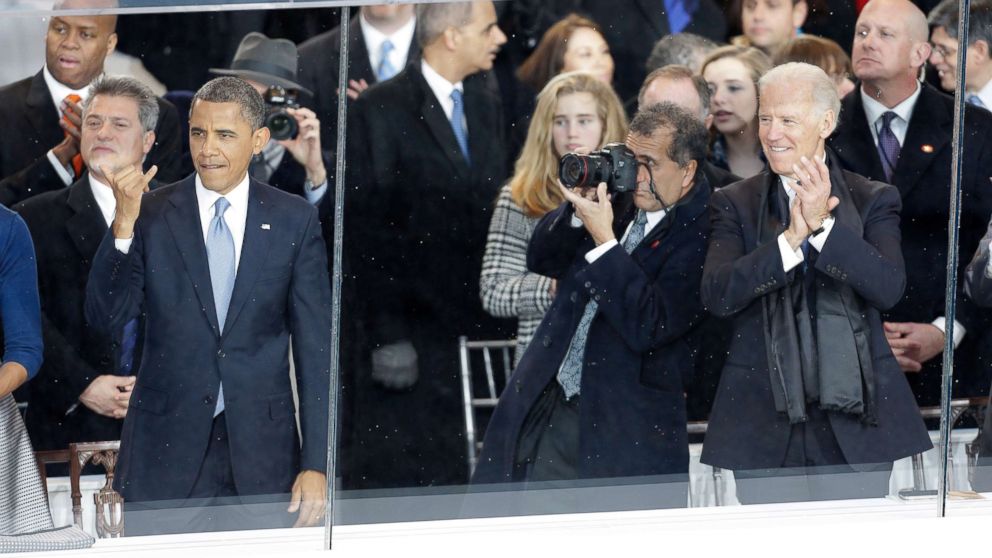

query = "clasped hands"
[{"left": 783, "top": 156, "right": 839, "bottom": 251}]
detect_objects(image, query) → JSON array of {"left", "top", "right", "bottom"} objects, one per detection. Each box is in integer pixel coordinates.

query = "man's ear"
[
  {"left": 253, "top": 127, "right": 271, "bottom": 154},
  {"left": 819, "top": 109, "right": 836, "bottom": 139},
  {"left": 142, "top": 130, "right": 156, "bottom": 155},
  {"left": 681, "top": 159, "right": 698, "bottom": 191},
  {"left": 911, "top": 41, "right": 933, "bottom": 69},
  {"left": 974, "top": 39, "right": 990, "bottom": 63},
  {"left": 106, "top": 32, "right": 118, "bottom": 57},
  {"left": 442, "top": 26, "right": 460, "bottom": 51},
  {"left": 792, "top": 1, "right": 809, "bottom": 30}
]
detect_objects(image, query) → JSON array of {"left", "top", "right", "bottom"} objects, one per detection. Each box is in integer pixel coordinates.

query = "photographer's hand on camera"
[
  {"left": 558, "top": 181, "right": 615, "bottom": 246},
  {"left": 279, "top": 107, "right": 327, "bottom": 186}
]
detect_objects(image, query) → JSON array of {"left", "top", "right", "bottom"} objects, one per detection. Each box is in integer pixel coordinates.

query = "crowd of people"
[{"left": 3, "top": 0, "right": 992, "bottom": 539}]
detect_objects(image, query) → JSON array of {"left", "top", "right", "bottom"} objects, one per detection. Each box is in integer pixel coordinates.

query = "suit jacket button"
[
  {"left": 515, "top": 380, "right": 522, "bottom": 393},
  {"left": 217, "top": 350, "right": 226, "bottom": 358},
  {"left": 594, "top": 294, "right": 601, "bottom": 302},
  {"left": 569, "top": 292, "right": 578, "bottom": 303},
  {"left": 754, "top": 287, "right": 761, "bottom": 294},
  {"left": 542, "top": 336, "right": 552, "bottom": 348},
  {"left": 204, "top": 395, "right": 213, "bottom": 404},
  {"left": 584, "top": 281, "right": 592, "bottom": 289}
]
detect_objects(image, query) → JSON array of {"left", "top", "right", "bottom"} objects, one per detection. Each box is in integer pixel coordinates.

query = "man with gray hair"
[
  {"left": 86, "top": 76, "right": 331, "bottom": 533},
  {"left": 701, "top": 62, "right": 931, "bottom": 504},
  {"left": 14, "top": 76, "right": 159, "bottom": 466},
  {"left": 346, "top": 1, "right": 510, "bottom": 487},
  {"left": 928, "top": 0, "right": 992, "bottom": 107},
  {"left": 645, "top": 32, "right": 719, "bottom": 74}
]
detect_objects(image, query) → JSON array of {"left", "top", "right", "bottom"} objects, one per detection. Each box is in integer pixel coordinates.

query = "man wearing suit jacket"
[
  {"left": 15, "top": 77, "right": 159, "bottom": 459},
  {"left": 701, "top": 63, "right": 931, "bottom": 504},
  {"left": 827, "top": 0, "right": 992, "bottom": 407},
  {"left": 0, "top": 1, "right": 183, "bottom": 207},
  {"left": 579, "top": 0, "right": 727, "bottom": 101},
  {"left": 298, "top": 4, "right": 419, "bottom": 151},
  {"left": 86, "top": 77, "right": 331, "bottom": 533},
  {"left": 964, "top": 217, "right": 992, "bottom": 491},
  {"left": 473, "top": 103, "right": 711, "bottom": 489},
  {"left": 345, "top": 1, "right": 509, "bottom": 488}
]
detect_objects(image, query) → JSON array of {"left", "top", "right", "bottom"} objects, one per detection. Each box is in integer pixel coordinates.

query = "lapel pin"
[
  {"left": 921, "top": 144, "right": 934, "bottom": 153},
  {"left": 651, "top": 239, "right": 660, "bottom": 249},
  {"left": 261, "top": 224, "right": 271, "bottom": 230}
]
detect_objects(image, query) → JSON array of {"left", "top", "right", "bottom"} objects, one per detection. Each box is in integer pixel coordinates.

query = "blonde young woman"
[{"left": 480, "top": 71, "right": 627, "bottom": 363}]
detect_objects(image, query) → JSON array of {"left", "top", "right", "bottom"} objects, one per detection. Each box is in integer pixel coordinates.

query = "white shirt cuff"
[
  {"left": 932, "top": 316, "right": 966, "bottom": 348},
  {"left": 46, "top": 149, "right": 74, "bottom": 186},
  {"left": 304, "top": 179, "right": 328, "bottom": 205},
  {"left": 114, "top": 237, "right": 133, "bottom": 254},
  {"left": 585, "top": 239, "right": 618, "bottom": 263},
  {"left": 570, "top": 214, "right": 584, "bottom": 228},
  {"left": 778, "top": 233, "right": 804, "bottom": 272},
  {"left": 808, "top": 216, "right": 835, "bottom": 252}
]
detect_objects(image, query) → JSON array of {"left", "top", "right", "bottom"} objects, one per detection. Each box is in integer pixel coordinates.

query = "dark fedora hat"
[{"left": 209, "top": 32, "right": 312, "bottom": 95}]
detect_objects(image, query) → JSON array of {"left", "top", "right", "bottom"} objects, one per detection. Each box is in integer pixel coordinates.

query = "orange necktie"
[{"left": 62, "top": 94, "right": 84, "bottom": 178}]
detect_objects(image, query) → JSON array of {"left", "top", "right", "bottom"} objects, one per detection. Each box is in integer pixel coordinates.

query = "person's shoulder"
[
  {"left": 252, "top": 179, "right": 317, "bottom": 211},
  {"left": 14, "top": 185, "right": 69, "bottom": 218},
  {"left": 0, "top": 74, "right": 32, "bottom": 100},
  {"left": 298, "top": 25, "right": 343, "bottom": 58}
]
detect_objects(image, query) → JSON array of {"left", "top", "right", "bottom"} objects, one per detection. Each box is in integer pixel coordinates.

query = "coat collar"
[{"left": 65, "top": 175, "right": 108, "bottom": 262}]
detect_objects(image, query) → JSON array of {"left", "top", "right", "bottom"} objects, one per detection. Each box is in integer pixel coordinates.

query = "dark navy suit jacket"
[
  {"left": 473, "top": 179, "right": 712, "bottom": 483},
  {"left": 699, "top": 165, "right": 931, "bottom": 471},
  {"left": 85, "top": 176, "right": 331, "bottom": 502}
]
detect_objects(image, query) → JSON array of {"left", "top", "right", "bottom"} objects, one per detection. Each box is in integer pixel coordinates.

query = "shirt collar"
[
  {"left": 975, "top": 77, "right": 992, "bottom": 109},
  {"left": 195, "top": 172, "right": 251, "bottom": 217},
  {"left": 420, "top": 59, "right": 463, "bottom": 102},
  {"left": 861, "top": 81, "right": 921, "bottom": 127},
  {"left": 778, "top": 152, "right": 828, "bottom": 195},
  {"left": 87, "top": 173, "right": 117, "bottom": 227},
  {"left": 42, "top": 65, "right": 93, "bottom": 116},
  {"left": 359, "top": 11, "right": 416, "bottom": 58}
]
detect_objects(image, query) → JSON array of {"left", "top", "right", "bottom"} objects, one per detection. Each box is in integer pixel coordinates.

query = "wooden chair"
[{"left": 69, "top": 441, "right": 124, "bottom": 538}]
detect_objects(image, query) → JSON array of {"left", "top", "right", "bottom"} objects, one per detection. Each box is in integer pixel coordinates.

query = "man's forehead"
[
  {"left": 85, "top": 94, "right": 139, "bottom": 118},
  {"left": 49, "top": 14, "right": 114, "bottom": 32},
  {"left": 190, "top": 100, "right": 248, "bottom": 125},
  {"left": 628, "top": 129, "right": 672, "bottom": 155}
]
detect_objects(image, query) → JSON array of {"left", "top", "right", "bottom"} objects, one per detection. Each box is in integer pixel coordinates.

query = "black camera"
[
  {"left": 263, "top": 86, "right": 299, "bottom": 141},
  {"left": 558, "top": 143, "right": 639, "bottom": 193}
]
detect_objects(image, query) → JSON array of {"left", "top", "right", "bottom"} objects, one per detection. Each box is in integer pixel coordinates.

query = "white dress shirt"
[
  {"left": 420, "top": 59, "right": 466, "bottom": 133},
  {"left": 861, "top": 81, "right": 922, "bottom": 147},
  {"left": 971, "top": 77, "right": 992, "bottom": 110},
  {"left": 43, "top": 65, "right": 94, "bottom": 187},
  {"left": 88, "top": 174, "right": 118, "bottom": 228},
  {"left": 776, "top": 175, "right": 835, "bottom": 272},
  {"left": 360, "top": 12, "right": 416, "bottom": 79},
  {"left": 114, "top": 173, "right": 250, "bottom": 273}
]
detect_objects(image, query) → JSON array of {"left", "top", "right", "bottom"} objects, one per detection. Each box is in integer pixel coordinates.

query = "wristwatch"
[{"left": 811, "top": 215, "right": 834, "bottom": 237}]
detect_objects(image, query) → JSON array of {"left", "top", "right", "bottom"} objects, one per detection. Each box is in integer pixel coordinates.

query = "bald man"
[{"left": 828, "top": 0, "right": 992, "bottom": 407}]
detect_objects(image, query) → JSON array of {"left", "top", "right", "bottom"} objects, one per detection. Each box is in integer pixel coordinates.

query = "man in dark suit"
[
  {"left": 827, "top": 0, "right": 992, "bottom": 407},
  {"left": 579, "top": 0, "right": 727, "bottom": 101},
  {"left": 298, "top": 4, "right": 419, "bottom": 150},
  {"left": 15, "top": 77, "right": 159, "bottom": 460},
  {"left": 345, "top": 1, "right": 509, "bottom": 488},
  {"left": 965, "top": 217, "right": 992, "bottom": 491},
  {"left": 85, "top": 77, "right": 331, "bottom": 534},
  {"left": 473, "top": 103, "right": 711, "bottom": 489},
  {"left": 0, "top": 2, "right": 183, "bottom": 207},
  {"left": 701, "top": 62, "right": 931, "bottom": 504}
]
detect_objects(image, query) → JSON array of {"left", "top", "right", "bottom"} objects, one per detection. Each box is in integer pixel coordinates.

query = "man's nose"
[{"left": 494, "top": 25, "right": 507, "bottom": 46}]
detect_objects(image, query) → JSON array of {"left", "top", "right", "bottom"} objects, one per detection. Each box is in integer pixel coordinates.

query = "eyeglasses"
[{"left": 931, "top": 43, "right": 957, "bottom": 60}]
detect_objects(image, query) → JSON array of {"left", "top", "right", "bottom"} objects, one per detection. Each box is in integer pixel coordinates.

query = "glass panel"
[
  {"left": 934, "top": 0, "right": 992, "bottom": 516},
  {"left": 331, "top": 0, "right": 948, "bottom": 532}
]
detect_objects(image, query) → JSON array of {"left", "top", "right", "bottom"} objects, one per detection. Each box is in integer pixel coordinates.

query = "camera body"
[
  {"left": 263, "top": 86, "right": 299, "bottom": 141},
  {"left": 558, "top": 143, "right": 639, "bottom": 193}
]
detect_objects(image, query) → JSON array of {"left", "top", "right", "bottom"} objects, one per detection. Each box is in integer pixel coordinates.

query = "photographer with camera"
[
  {"left": 211, "top": 33, "right": 331, "bottom": 218},
  {"left": 473, "top": 103, "right": 711, "bottom": 489}
]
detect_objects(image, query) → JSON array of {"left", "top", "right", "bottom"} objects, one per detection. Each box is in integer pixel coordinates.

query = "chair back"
[{"left": 458, "top": 336, "right": 515, "bottom": 477}]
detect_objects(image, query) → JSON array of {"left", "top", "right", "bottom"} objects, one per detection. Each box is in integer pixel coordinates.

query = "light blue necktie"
[
  {"left": 557, "top": 210, "right": 649, "bottom": 399},
  {"left": 206, "top": 197, "right": 235, "bottom": 417},
  {"left": 450, "top": 89, "right": 470, "bottom": 165},
  {"left": 968, "top": 94, "right": 987, "bottom": 110},
  {"left": 377, "top": 39, "right": 398, "bottom": 81}
]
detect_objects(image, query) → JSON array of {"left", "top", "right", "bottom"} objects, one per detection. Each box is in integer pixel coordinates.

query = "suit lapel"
[
  {"left": 413, "top": 67, "right": 472, "bottom": 176},
  {"left": 831, "top": 92, "right": 887, "bottom": 182},
  {"left": 221, "top": 180, "right": 273, "bottom": 339},
  {"left": 893, "top": 86, "right": 951, "bottom": 198},
  {"left": 350, "top": 17, "right": 376, "bottom": 83},
  {"left": 26, "top": 71, "right": 63, "bottom": 148},
  {"left": 164, "top": 177, "right": 220, "bottom": 336},
  {"left": 64, "top": 177, "right": 108, "bottom": 262}
]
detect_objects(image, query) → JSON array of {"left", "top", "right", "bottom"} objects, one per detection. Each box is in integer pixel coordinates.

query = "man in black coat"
[
  {"left": 0, "top": 4, "right": 183, "bottom": 207},
  {"left": 297, "top": 4, "right": 419, "bottom": 152},
  {"left": 579, "top": 0, "right": 727, "bottom": 101},
  {"left": 701, "top": 62, "right": 931, "bottom": 504},
  {"left": 473, "top": 103, "right": 711, "bottom": 491},
  {"left": 15, "top": 77, "right": 159, "bottom": 458},
  {"left": 345, "top": 1, "right": 510, "bottom": 488},
  {"left": 827, "top": 0, "right": 992, "bottom": 407}
]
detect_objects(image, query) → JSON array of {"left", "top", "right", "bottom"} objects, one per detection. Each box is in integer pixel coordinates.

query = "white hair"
[{"left": 759, "top": 62, "right": 840, "bottom": 133}]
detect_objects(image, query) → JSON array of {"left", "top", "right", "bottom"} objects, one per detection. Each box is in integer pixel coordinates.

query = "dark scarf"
[{"left": 758, "top": 153, "right": 878, "bottom": 425}]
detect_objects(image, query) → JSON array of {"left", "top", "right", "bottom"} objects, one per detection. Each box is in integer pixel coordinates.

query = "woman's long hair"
[{"left": 510, "top": 71, "right": 628, "bottom": 218}]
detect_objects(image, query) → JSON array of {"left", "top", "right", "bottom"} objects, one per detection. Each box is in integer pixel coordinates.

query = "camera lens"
[
  {"left": 558, "top": 153, "right": 588, "bottom": 188},
  {"left": 266, "top": 110, "right": 298, "bottom": 141}
]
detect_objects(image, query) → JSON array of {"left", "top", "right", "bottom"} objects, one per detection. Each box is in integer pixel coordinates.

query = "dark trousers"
[
  {"left": 734, "top": 406, "right": 892, "bottom": 504},
  {"left": 123, "top": 414, "right": 296, "bottom": 536},
  {"left": 515, "top": 383, "right": 581, "bottom": 482}
]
